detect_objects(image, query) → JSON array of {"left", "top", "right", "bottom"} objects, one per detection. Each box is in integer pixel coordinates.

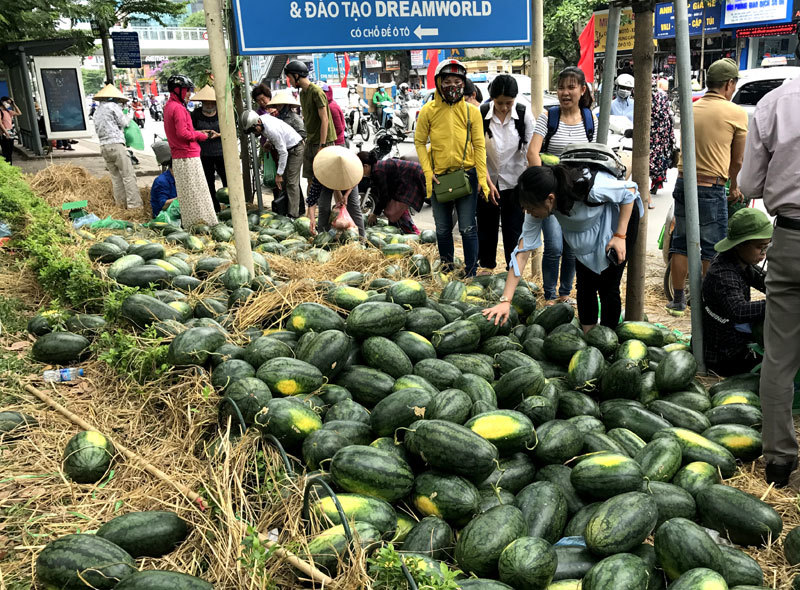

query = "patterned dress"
[{"left": 649, "top": 89, "right": 675, "bottom": 192}]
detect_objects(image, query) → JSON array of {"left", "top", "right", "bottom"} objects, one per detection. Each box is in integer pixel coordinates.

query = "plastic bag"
[
  {"left": 74, "top": 213, "right": 101, "bottom": 228},
  {"left": 332, "top": 203, "right": 356, "bottom": 231},
  {"left": 89, "top": 215, "right": 132, "bottom": 230},
  {"left": 145, "top": 199, "right": 181, "bottom": 227},
  {"left": 123, "top": 119, "right": 144, "bottom": 151},
  {"left": 262, "top": 152, "right": 277, "bottom": 188}
]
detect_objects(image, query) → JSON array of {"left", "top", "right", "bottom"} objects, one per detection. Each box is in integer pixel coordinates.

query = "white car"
[{"left": 732, "top": 66, "right": 800, "bottom": 121}]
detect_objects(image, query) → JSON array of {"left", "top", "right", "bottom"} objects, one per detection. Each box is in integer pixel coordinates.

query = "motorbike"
[
  {"left": 346, "top": 103, "right": 370, "bottom": 142},
  {"left": 383, "top": 102, "right": 416, "bottom": 143},
  {"left": 89, "top": 101, "right": 98, "bottom": 119},
  {"left": 149, "top": 102, "right": 163, "bottom": 122},
  {"left": 133, "top": 105, "right": 146, "bottom": 128},
  {"left": 357, "top": 133, "right": 398, "bottom": 216}
]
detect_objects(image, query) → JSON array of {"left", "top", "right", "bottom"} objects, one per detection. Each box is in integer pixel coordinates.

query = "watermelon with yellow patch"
[
  {"left": 63, "top": 430, "right": 114, "bottom": 483},
  {"left": 464, "top": 410, "right": 535, "bottom": 455},
  {"left": 256, "top": 357, "right": 324, "bottom": 396},
  {"left": 570, "top": 453, "right": 644, "bottom": 499},
  {"left": 256, "top": 397, "right": 322, "bottom": 447}
]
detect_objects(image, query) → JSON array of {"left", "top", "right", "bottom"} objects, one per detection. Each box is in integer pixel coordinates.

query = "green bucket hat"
[{"left": 715, "top": 208, "right": 773, "bottom": 252}]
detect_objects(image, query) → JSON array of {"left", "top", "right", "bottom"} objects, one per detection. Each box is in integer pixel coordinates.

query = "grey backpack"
[{"left": 559, "top": 142, "right": 627, "bottom": 180}]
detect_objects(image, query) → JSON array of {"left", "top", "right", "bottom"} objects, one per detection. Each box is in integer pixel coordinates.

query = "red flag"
[
  {"left": 150, "top": 80, "right": 158, "bottom": 95},
  {"left": 426, "top": 50, "right": 439, "bottom": 89},
  {"left": 136, "top": 80, "right": 143, "bottom": 99},
  {"left": 341, "top": 53, "right": 350, "bottom": 87},
  {"left": 119, "top": 82, "right": 124, "bottom": 93},
  {"left": 578, "top": 15, "right": 595, "bottom": 84}
]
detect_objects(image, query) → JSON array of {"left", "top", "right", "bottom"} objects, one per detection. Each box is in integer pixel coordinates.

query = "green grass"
[{"left": 0, "top": 295, "right": 27, "bottom": 335}]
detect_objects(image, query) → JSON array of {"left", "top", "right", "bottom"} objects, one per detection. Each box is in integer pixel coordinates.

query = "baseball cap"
[
  {"left": 706, "top": 58, "right": 740, "bottom": 85},
  {"left": 714, "top": 208, "right": 773, "bottom": 252}
]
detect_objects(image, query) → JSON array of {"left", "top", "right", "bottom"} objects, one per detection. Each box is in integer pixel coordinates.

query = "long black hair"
[
  {"left": 489, "top": 74, "right": 518, "bottom": 99},
  {"left": 517, "top": 164, "right": 591, "bottom": 216},
  {"left": 557, "top": 66, "right": 593, "bottom": 109}
]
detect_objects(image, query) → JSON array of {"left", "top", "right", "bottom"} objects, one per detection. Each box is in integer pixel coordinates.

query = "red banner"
[
  {"left": 135, "top": 80, "right": 143, "bottom": 99},
  {"left": 578, "top": 15, "right": 595, "bottom": 84},
  {"left": 341, "top": 53, "right": 350, "bottom": 87},
  {"left": 150, "top": 80, "right": 158, "bottom": 95},
  {"left": 426, "top": 49, "right": 439, "bottom": 89}
]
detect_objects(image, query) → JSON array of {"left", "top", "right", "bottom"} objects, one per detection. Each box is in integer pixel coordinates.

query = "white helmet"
[
  {"left": 399, "top": 83, "right": 409, "bottom": 91},
  {"left": 435, "top": 59, "right": 467, "bottom": 81},
  {"left": 240, "top": 110, "right": 260, "bottom": 133},
  {"left": 616, "top": 74, "right": 634, "bottom": 89}
]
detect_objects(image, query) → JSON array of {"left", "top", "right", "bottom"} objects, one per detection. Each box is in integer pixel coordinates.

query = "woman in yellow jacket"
[{"left": 415, "top": 59, "right": 489, "bottom": 278}]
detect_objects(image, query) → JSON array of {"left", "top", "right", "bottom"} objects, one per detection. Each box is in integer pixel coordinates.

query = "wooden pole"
[
  {"left": 204, "top": 0, "right": 254, "bottom": 274},
  {"left": 529, "top": 0, "right": 544, "bottom": 117},
  {"left": 625, "top": 1, "right": 656, "bottom": 321},
  {"left": 23, "top": 384, "right": 334, "bottom": 585}
]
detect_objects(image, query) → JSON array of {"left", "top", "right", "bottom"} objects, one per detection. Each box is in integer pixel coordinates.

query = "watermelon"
[
  {"left": 498, "top": 536, "right": 557, "bottom": 590},
  {"left": 479, "top": 453, "right": 537, "bottom": 495},
  {"left": 668, "top": 568, "right": 728, "bottom": 590},
  {"left": 336, "top": 365, "right": 396, "bottom": 406},
  {"left": 535, "top": 464, "right": 586, "bottom": 516},
  {"left": 516, "top": 482, "right": 568, "bottom": 543},
  {"left": 654, "top": 517, "right": 724, "bottom": 580},
  {"left": 428, "top": 388, "right": 473, "bottom": 424},
  {"left": 567, "top": 347, "right": 605, "bottom": 391},
  {"left": 96, "top": 510, "right": 188, "bottom": 558},
  {"left": 35, "top": 534, "right": 136, "bottom": 589},
  {"left": 570, "top": 453, "right": 644, "bottom": 499},
  {"left": 114, "top": 571, "right": 213, "bottom": 590},
  {"left": 327, "top": 285, "right": 370, "bottom": 310},
  {"left": 465, "top": 410, "right": 535, "bottom": 455},
  {"left": 407, "top": 420, "right": 499, "bottom": 483},
  {"left": 585, "top": 492, "right": 658, "bottom": 555},
  {"left": 361, "top": 336, "right": 413, "bottom": 379},
  {"left": 0, "top": 411, "right": 37, "bottom": 436},
  {"left": 655, "top": 350, "right": 697, "bottom": 393},
  {"left": 431, "top": 320, "right": 481, "bottom": 355},
  {"left": 302, "top": 429, "right": 350, "bottom": 470},
  {"left": 642, "top": 480, "right": 696, "bottom": 526},
  {"left": 414, "top": 358, "right": 462, "bottom": 390},
  {"left": 402, "top": 516, "right": 454, "bottom": 560},
  {"left": 652, "top": 428, "right": 737, "bottom": 478},
  {"left": 494, "top": 365, "right": 546, "bottom": 407},
  {"left": 599, "top": 359, "right": 642, "bottom": 400},
  {"left": 582, "top": 553, "right": 649, "bottom": 590},
  {"left": 533, "top": 420, "right": 583, "bottom": 464},
  {"left": 63, "top": 430, "right": 113, "bottom": 484},
  {"left": 32, "top": 332, "right": 90, "bottom": 365},
  {"left": 696, "top": 484, "right": 783, "bottom": 547},
  {"left": 454, "top": 504, "right": 526, "bottom": 578},
  {"left": 534, "top": 303, "right": 574, "bottom": 333},
  {"left": 392, "top": 331, "right": 437, "bottom": 363},
  {"left": 616, "top": 321, "right": 666, "bottom": 347},
  {"left": 256, "top": 357, "right": 324, "bottom": 396},
  {"left": 718, "top": 544, "right": 764, "bottom": 587},
  {"left": 412, "top": 471, "right": 480, "bottom": 526},
  {"left": 786, "top": 526, "right": 800, "bottom": 566},
  {"left": 256, "top": 398, "right": 321, "bottom": 447},
  {"left": 672, "top": 461, "right": 721, "bottom": 497},
  {"left": 167, "top": 327, "right": 227, "bottom": 366},
  {"left": 387, "top": 279, "right": 428, "bottom": 307},
  {"left": 585, "top": 324, "right": 619, "bottom": 357},
  {"left": 244, "top": 336, "right": 294, "bottom": 370},
  {"left": 313, "top": 493, "right": 397, "bottom": 536},
  {"left": 287, "top": 302, "right": 345, "bottom": 334},
  {"left": 404, "top": 308, "right": 447, "bottom": 339},
  {"left": 330, "top": 445, "right": 414, "bottom": 502},
  {"left": 370, "top": 388, "right": 433, "bottom": 437},
  {"left": 346, "top": 301, "right": 407, "bottom": 339},
  {"left": 307, "top": 521, "right": 381, "bottom": 576},
  {"left": 221, "top": 264, "right": 252, "bottom": 291}
]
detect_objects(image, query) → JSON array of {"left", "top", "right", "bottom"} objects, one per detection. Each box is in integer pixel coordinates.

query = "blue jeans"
[
  {"left": 542, "top": 215, "right": 576, "bottom": 300},
  {"left": 431, "top": 168, "right": 479, "bottom": 277},
  {"left": 669, "top": 178, "right": 727, "bottom": 261}
]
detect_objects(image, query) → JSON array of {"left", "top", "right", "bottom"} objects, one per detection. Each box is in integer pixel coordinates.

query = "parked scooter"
[
  {"left": 133, "top": 104, "right": 146, "bottom": 128},
  {"left": 346, "top": 102, "right": 370, "bottom": 141}
]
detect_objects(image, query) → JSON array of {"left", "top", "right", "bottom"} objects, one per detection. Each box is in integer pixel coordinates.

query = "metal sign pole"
[
  {"left": 242, "top": 60, "right": 264, "bottom": 212},
  {"left": 597, "top": 2, "right": 622, "bottom": 144},
  {"left": 674, "top": 0, "right": 705, "bottom": 372}
]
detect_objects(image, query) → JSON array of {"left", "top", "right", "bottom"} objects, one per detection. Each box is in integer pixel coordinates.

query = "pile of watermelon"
[
  {"left": 14, "top": 211, "right": 795, "bottom": 589},
  {"left": 160, "top": 269, "right": 788, "bottom": 590}
]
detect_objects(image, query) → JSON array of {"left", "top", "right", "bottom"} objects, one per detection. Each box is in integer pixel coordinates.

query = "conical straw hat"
[
  {"left": 313, "top": 146, "right": 364, "bottom": 191},
  {"left": 191, "top": 85, "right": 216, "bottom": 102},
  {"left": 94, "top": 84, "right": 127, "bottom": 101},
  {"left": 269, "top": 89, "right": 300, "bottom": 107}
]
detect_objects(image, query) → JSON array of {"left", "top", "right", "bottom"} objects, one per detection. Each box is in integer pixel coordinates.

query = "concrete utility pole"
[
  {"left": 529, "top": 0, "right": 544, "bottom": 116},
  {"left": 625, "top": 1, "right": 656, "bottom": 322},
  {"left": 597, "top": 3, "right": 622, "bottom": 144},
  {"left": 674, "top": 0, "right": 706, "bottom": 372},
  {"left": 204, "top": 0, "right": 254, "bottom": 274}
]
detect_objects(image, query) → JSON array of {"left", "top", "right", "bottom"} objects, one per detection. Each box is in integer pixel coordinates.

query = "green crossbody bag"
[{"left": 432, "top": 106, "right": 472, "bottom": 203}]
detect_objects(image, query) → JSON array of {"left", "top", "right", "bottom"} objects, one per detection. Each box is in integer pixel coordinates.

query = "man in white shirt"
[
  {"left": 737, "top": 36, "right": 800, "bottom": 487},
  {"left": 92, "top": 84, "right": 142, "bottom": 209},
  {"left": 477, "top": 74, "right": 536, "bottom": 272},
  {"left": 241, "top": 109, "right": 305, "bottom": 217}
]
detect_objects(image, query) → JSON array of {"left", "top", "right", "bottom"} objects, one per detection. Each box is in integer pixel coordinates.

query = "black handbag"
[{"left": 271, "top": 189, "right": 289, "bottom": 216}]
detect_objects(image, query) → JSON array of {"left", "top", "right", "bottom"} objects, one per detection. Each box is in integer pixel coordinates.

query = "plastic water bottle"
[{"left": 43, "top": 368, "right": 84, "bottom": 383}]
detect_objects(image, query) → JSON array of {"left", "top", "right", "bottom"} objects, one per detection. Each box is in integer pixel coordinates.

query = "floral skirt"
[{"left": 173, "top": 157, "right": 218, "bottom": 228}]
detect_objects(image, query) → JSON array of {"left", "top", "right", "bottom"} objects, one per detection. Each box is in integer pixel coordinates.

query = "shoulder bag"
[{"left": 432, "top": 105, "right": 473, "bottom": 203}]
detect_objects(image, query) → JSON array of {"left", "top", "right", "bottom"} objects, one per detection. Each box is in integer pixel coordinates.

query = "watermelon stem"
[{"left": 301, "top": 476, "right": 354, "bottom": 545}]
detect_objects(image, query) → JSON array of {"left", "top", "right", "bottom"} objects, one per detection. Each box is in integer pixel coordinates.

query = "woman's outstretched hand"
[{"left": 483, "top": 301, "right": 511, "bottom": 326}]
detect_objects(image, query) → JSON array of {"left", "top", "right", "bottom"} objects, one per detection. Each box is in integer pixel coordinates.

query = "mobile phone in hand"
[{"left": 606, "top": 247, "right": 621, "bottom": 266}]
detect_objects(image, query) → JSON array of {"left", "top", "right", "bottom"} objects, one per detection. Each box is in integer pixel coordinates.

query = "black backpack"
[
  {"left": 542, "top": 106, "right": 595, "bottom": 153},
  {"left": 480, "top": 102, "right": 528, "bottom": 151}
]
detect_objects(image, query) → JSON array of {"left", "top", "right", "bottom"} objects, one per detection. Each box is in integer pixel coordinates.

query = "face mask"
[
  {"left": 617, "top": 89, "right": 631, "bottom": 99},
  {"left": 441, "top": 85, "right": 464, "bottom": 104}
]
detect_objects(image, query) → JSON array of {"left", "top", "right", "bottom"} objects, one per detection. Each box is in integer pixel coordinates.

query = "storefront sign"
[
  {"left": 723, "top": 0, "right": 791, "bottom": 26},
  {"left": 655, "top": 0, "right": 723, "bottom": 39},
  {"left": 595, "top": 8, "right": 637, "bottom": 52},
  {"left": 410, "top": 49, "right": 425, "bottom": 67}
]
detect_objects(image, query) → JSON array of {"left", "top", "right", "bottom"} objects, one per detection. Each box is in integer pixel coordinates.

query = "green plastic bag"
[
  {"left": 145, "top": 199, "right": 181, "bottom": 227},
  {"left": 90, "top": 216, "right": 132, "bottom": 230},
  {"left": 124, "top": 119, "right": 144, "bottom": 151},
  {"left": 263, "top": 152, "right": 277, "bottom": 188}
]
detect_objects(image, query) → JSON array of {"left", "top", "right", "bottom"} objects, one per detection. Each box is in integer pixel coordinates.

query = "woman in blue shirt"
[{"left": 484, "top": 164, "right": 642, "bottom": 331}]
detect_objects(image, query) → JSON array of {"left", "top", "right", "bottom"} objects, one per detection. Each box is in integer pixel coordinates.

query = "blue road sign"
[
  {"left": 111, "top": 31, "right": 142, "bottom": 68},
  {"left": 232, "top": 0, "right": 531, "bottom": 55}
]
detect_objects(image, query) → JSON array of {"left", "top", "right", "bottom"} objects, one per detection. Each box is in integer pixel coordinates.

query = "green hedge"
[{"left": 0, "top": 159, "right": 107, "bottom": 309}]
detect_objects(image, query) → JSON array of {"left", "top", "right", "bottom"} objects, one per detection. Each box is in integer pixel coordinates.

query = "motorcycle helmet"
[
  {"left": 167, "top": 74, "right": 194, "bottom": 93},
  {"left": 284, "top": 60, "right": 309, "bottom": 78},
  {"left": 435, "top": 59, "right": 467, "bottom": 104},
  {"left": 399, "top": 83, "right": 409, "bottom": 91},
  {"left": 240, "top": 110, "right": 261, "bottom": 133},
  {"left": 615, "top": 73, "right": 634, "bottom": 100},
  {"left": 375, "top": 133, "right": 394, "bottom": 157}
]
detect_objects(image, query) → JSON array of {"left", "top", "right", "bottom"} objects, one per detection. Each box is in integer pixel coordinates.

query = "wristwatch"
[{"left": 499, "top": 295, "right": 510, "bottom": 303}]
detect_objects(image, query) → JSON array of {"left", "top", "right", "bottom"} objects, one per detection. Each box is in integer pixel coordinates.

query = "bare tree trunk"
[
  {"left": 625, "top": 1, "right": 656, "bottom": 321},
  {"left": 226, "top": 9, "right": 253, "bottom": 205},
  {"left": 397, "top": 51, "right": 412, "bottom": 84},
  {"left": 99, "top": 22, "right": 114, "bottom": 85}
]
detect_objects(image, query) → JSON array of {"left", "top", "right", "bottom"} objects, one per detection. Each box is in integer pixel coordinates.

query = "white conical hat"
[
  {"left": 94, "top": 84, "right": 128, "bottom": 101},
  {"left": 191, "top": 85, "right": 216, "bottom": 102},
  {"left": 269, "top": 89, "right": 300, "bottom": 107},
  {"left": 313, "top": 146, "right": 364, "bottom": 191}
]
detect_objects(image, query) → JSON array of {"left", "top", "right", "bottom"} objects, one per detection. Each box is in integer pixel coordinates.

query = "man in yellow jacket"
[{"left": 415, "top": 59, "right": 489, "bottom": 278}]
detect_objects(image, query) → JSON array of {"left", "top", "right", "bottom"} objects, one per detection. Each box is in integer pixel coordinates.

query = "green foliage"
[
  {"left": 0, "top": 0, "right": 94, "bottom": 55},
  {"left": 154, "top": 10, "right": 212, "bottom": 86},
  {"left": 82, "top": 68, "right": 125, "bottom": 94},
  {"left": 94, "top": 328, "right": 170, "bottom": 383},
  {"left": 369, "top": 543, "right": 462, "bottom": 590},
  {"left": 0, "top": 296, "right": 27, "bottom": 335},
  {"left": 0, "top": 160, "right": 107, "bottom": 309},
  {"left": 103, "top": 285, "right": 149, "bottom": 323},
  {"left": 544, "top": 0, "right": 605, "bottom": 65},
  {"left": 181, "top": 9, "right": 205, "bottom": 27},
  {"left": 239, "top": 525, "right": 280, "bottom": 589}
]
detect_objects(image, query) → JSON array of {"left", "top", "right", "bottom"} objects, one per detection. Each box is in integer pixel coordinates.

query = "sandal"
[
  {"left": 557, "top": 296, "right": 576, "bottom": 305},
  {"left": 476, "top": 268, "right": 493, "bottom": 276},
  {"left": 543, "top": 299, "right": 557, "bottom": 307}
]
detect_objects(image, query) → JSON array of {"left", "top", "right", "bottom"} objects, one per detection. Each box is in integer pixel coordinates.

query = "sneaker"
[
  {"left": 665, "top": 299, "right": 686, "bottom": 316},
  {"left": 765, "top": 458, "right": 798, "bottom": 488}
]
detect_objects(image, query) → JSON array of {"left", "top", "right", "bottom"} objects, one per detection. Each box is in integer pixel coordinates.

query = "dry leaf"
[{"left": 4, "top": 341, "right": 29, "bottom": 351}]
